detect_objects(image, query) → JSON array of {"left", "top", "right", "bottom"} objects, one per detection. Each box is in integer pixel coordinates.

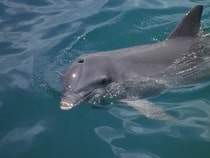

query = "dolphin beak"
[
  {"left": 60, "top": 93, "right": 80, "bottom": 110},
  {"left": 60, "top": 101, "right": 74, "bottom": 110}
]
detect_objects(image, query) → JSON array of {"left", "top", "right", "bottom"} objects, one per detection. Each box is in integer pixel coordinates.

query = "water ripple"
[
  {"left": 94, "top": 125, "right": 160, "bottom": 158},
  {"left": 0, "top": 121, "right": 47, "bottom": 147},
  {"left": 0, "top": 0, "right": 111, "bottom": 90},
  {"left": 1, "top": 1, "right": 210, "bottom": 157}
]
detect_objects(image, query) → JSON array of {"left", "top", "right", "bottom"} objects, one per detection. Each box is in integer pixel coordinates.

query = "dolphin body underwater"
[{"left": 60, "top": 5, "right": 210, "bottom": 120}]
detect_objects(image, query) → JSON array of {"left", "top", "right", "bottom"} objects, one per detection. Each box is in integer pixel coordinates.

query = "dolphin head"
[{"left": 60, "top": 54, "right": 117, "bottom": 110}]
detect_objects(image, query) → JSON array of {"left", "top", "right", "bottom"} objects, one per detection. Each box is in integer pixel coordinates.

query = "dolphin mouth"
[
  {"left": 60, "top": 93, "right": 81, "bottom": 110},
  {"left": 60, "top": 89, "right": 101, "bottom": 110},
  {"left": 60, "top": 101, "right": 75, "bottom": 110}
]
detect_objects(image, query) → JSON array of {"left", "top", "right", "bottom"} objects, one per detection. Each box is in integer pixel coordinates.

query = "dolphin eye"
[
  {"left": 78, "top": 59, "right": 84, "bottom": 63},
  {"left": 101, "top": 78, "right": 107, "bottom": 85},
  {"left": 101, "top": 78, "right": 111, "bottom": 85}
]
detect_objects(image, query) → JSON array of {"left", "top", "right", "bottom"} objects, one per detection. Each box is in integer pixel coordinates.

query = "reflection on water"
[
  {"left": 0, "top": 121, "right": 47, "bottom": 157},
  {"left": 95, "top": 101, "right": 210, "bottom": 157},
  {"left": 1, "top": 0, "right": 210, "bottom": 158},
  {"left": 95, "top": 83, "right": 210, "bottom": 157},
  {"left": 95, "top": 126, "right": 161, "bottom": 158},
  {"left": 0, "top": 121, "right": 47, "bottom": 146}
]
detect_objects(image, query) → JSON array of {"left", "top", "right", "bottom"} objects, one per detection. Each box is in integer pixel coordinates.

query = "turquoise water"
[{"left": 1, "top": 0, "right": 210, "bottom": 158}]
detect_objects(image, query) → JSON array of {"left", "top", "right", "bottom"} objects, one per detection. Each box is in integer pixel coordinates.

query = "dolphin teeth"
[
  {"left": 60, "top": 102, "right": 73, "bottom": 110},
  {"left": 60, "top": 106, "right": 71, "bottom": 110}
]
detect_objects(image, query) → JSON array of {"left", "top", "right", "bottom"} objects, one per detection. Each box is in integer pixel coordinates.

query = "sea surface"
[{"left": 1, "top": 0, "right": 210, "bottom": 158}]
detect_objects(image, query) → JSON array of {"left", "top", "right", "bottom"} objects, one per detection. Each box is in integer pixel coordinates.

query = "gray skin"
[{"left": 60, "top": 5, "right": 210, "bottom": 110}]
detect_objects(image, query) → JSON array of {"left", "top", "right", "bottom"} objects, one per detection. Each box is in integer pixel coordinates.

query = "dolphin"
[{"left": 60, "top": 5, "right": 210, "bottom": 119}]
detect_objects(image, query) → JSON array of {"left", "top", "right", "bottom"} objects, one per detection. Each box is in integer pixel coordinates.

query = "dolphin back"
[{"left": 167, "top": 5, "right": 203, "bottom": 39}]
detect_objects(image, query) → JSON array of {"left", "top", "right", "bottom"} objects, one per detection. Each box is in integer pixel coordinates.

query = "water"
[{"left": 1, "top": 0, "right": 210, "bottom": 158}]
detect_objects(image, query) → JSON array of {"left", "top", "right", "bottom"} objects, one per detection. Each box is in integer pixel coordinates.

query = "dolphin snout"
[
  {"left": 60, "top": 93, "right": 80, "bottom": 110},
  {"left": 60, "top": 101, "right": 74, "bottom": 110}
]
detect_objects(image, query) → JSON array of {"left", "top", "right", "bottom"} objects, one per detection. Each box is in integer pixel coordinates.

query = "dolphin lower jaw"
[
  {"left": 60, "top": 88, "right": 107, "bottom": 110},
  {"left": 60, "top": 88, "right": 98, "bottom": 110},
  {"left": 60, "top": 93, "right": 82, "bottom": 110},
  {"left": 60, "top": 98, "right": 80, "bottom": 110},
  {"left": 60, "top": 101, "right": 75, "bottom": 110}
]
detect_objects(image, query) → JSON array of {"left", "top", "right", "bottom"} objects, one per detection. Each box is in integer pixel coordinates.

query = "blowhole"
[{"left": 78, "top": 59, "right": 84, "bottom": 63}]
